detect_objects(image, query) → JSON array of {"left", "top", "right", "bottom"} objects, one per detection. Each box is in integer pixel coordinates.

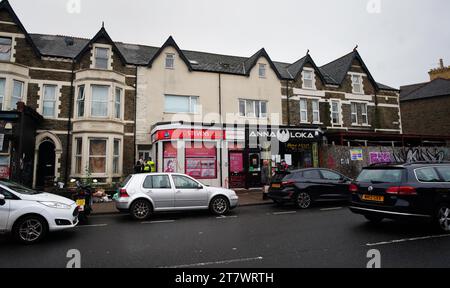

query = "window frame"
[
  {"left": 74, "top": 138, "right": 83, "bottom": 174},
  {"left": 302, "top": 70, "right": 315, "bottom": 89},
  {"left": 112, "top": 139, "right": 120, "bottom": 174},
  {"left": 0, "top": 78, "right": 5, "bottom": 110},
  {"left": 165, "top": 53, "right": 175, "bottom": 69},
  {"left": 90, "top": 85, "right": 110, "bottom": 118},
  {"left": 94, "top": 47, "right": 110, "bottom": 70},
  {"left": 42, "top": 84, "right": 58, "bottom": 118},
  {"left": 88, "top": 138, "right": 108, "bottom": 175},
  {"left": 361, "top": 103, "right": 368, "bottom": 125},
  {"left": 351, "top": 102, "right": 358, "bottom": 125},
  {"left": 258, "top": 63, "right": 267, "bottom": 78},
  {"left": 312, "top": 99, "right": 320, "bottom": 123},
  {"left": 300, "top": 98, "right": 308, "bottom": 123},
  {"left": 114, "top": 87, "right": 122, "bottom": 119},
  {"left": 76, "top": 85, "right": 85, "bottom": 118},
  {"left": 331, "top": 100, "right": 341, "bottom": 125},
  {"left": 0, "top": 37, "right": 12, "bottom": 62},
  {"left": 164, "top": 95, "right": 199, "bottom": 114},
  {"left": 239, "top": 99, "right": 268, "bottom": 118},
  {"left": 11, "top": 80, "right": 24, "bottom": 110},
  {"left": 351, "top": 74, "right": 363, "bottom": 94}
]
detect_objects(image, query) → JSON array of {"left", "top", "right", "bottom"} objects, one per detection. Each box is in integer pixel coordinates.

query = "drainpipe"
[
  {"left": 64, "top": 59, "right": 76, "bottom": 186},
  {"left": 133, "top": 66, "right": 138, "bottom": 164},
  {"left": 286, "top": 80, "right": 291, "bottom": 126},
  {"left": 218, "top": 73, "right": 223, "bottom": 187}
]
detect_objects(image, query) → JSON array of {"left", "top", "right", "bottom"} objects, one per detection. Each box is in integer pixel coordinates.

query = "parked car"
[
  {"left": 267, "top": 168, "right": 352, "bottom": 209},
  {"left": 115, "top": 173, "right": 239, "bottom": 220},
  {"left": 0, "top": 181, "right": 79, "bottom": 244},
  {"left": 349, "top": 163, "right": 450, "bottom": 232}
]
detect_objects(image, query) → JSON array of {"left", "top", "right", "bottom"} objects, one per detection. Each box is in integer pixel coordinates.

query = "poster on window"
[
  {"left": 163, "top": 142, "right": 178, "bottom": 172},
  {"left": 185, "top": 143, "right": 217, "bottom": 179}
]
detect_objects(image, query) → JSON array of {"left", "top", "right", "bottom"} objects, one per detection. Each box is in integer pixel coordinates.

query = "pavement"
[
  {"left": 2, "top": 203, "right": 450, "bottom": 268},
  {"left": 92, "top": 189, "right": 271, "bottom": 215}
]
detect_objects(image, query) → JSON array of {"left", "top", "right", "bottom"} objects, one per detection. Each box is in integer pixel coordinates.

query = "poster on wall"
[
  {"left": 185, "top": 143, "right": 217, "bottom": 179},
  {"left": 0, "top": 156, "right": 10, "bottom": 179},
  {"left": 350, "top": 148, "right": 364, "bottom": 161},
  {"left": 369, "top": 152, "right": 392, "bottom": 164},
  {"left": 163, "top": 142, "right": 178, "bottom": 172}
]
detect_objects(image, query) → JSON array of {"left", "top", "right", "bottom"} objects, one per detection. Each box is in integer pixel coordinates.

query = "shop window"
[
  {"left": 185, "top": 142, "right": 217, "bottom": 179},
  {"left": 163, "top": 142, "right": 177, "bottom": 173},
  {"left": 259, "top": 64, "right": 266, "bottom": 78},
  {"left": 91, "top": 85, "right": 109, "bottom": 117},
  {"left": 165, "top": 95, "right": 198, "bottom": 113},
  {"left": 312, "top": 100, "right": 320, "bottom": 123},
  {"left": 0, "top": 37, "right": 12, "bottom": 61},
  {"left": 77, "top": 85, "right": 85, "bottom": 117},
  {"left": 11, "top": 80, "right": 23, "bottom": 110},
  {"left": 89, "top": 139, "right": 107, "bottom": 174},
  {"left": 95, "top": 47, "right": 109, "bottom": 69},
  {"left": 113, "top": 139, "right": 120, "bottom": 174},
  {"left": 75, "top": 138, "right": 83, "bottom": 174},
  {"left": 173, "top": 175, "right": 200, "bottom": 189},
  {"left": 114, "top": 87, "right": 122, "bottom": 119},
  {"left": 42, "top": 85, "right": 57, "bottom": 117},
  {"left": 165, "top": 53, "right": 175, "bottom": 69},
  {"left": 0, "top": 78, "right": 5, "bottom": 110}
]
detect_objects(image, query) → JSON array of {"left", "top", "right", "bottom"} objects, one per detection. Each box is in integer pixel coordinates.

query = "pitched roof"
[
  {"left": 243, "top": 48, "right": 282, "bottom": 78},
  {"left": 376, "top": 82, "right": 398, "bottom": 91},
  {"left": 400, "top": 78, "right": 450, "bottom": 102},
  {"left": 147, "top": 36, "right": 192, "bottom": 70},
  {"left": 286, "top": 53, "right": 327, "bottom": 84}
]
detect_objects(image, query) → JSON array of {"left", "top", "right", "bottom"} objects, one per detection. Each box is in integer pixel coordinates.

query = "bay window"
[
  {"left": 77, "top": 85, "right": 85, "bottom": 117},
  {"left": 300, "top": 98, "right": 308, "bottom": 123},
  {"left": 11, "top": 80, "right": 23, "bottom": 110},
  {"left": 0, "top": 78, "right": 5, "bottom": 110},
  {"left": 42, "top": 85, "right": 57, "bottom": 117},
  {"left": 91, "top": 85, "right": 109, "bottom": 117},
  {"left": 89, "top": 139, "right": 107, "bottom": 174},
  {"left": 115, "top": 88, "right": 122, "bottom": 119},
  {"left": 164, "top": 95, "right": 198, "bottom": 113}
]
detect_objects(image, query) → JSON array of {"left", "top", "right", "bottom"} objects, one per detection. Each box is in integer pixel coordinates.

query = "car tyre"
[
  {"left": 210, "top": 196, "right": 230, "bottom": 216},
  {"left": 130, "top": 199, "right": 152, "bottom": 220},
  {"left": 436, "top": 204, "right": 450, "bottom": 233},
  {"left": 296, "top": 192, "right": 312, "bottom": 209},
  {"left": 364, "top": 215, "right": 384, "bottom": 224},
  {"left": 13, "top": 215, "right": 48, "bottom": 244}
]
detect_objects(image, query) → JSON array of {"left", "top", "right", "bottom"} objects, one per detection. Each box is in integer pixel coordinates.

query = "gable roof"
[
  {"left": 400, "top": 78, "right": 450, "bottom": 102},
  {"left": 287, "top": 53, "right": 326, "bottom": 83},
  {"left": 147, "top": 36, "right": 192, "bottom": 70},
  {"left": 0, "top": 0, "right": 41, "bottom": 57},
  {"left": 243, "top": 48, "right": 282, "bottom": 79},
  {"left": 75, "top": 27, "right": 127, "bottom": 64}
]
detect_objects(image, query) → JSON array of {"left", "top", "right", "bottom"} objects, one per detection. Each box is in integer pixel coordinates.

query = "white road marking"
[
  {"left": 76, "top": 224, "right": 108, "bottom": 228},
  {"left": 272, "top": 211, "right": 297, "bottom": 215},
  {"left": 320, "top": 207, "right": 343, "bottom": 211},
  {"left": 159, "top": 256, "right": 264, "bottom": 268},
  {"left": 141, "top": 220, "right": 175, "bottom": 224},
  {"left": 216, "top": 215, "right": 238, "bottom": 219},
  {"left": 366, "top": 234, "right": 450, "bottom": 247}
]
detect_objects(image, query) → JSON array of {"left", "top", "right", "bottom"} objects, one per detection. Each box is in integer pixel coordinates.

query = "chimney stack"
[
  {"left": 429, "top": 58, "right": 450, "bottom": 81},
  {"left": 439, "top": 58, "right": 444, "bottom": 69}
]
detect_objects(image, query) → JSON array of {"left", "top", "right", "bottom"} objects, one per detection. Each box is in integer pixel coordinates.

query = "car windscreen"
[
  {"left": 0, "top": 181, "right": 42, "bottom": 195},
  {"left": 121, "top": 175, "right": 133, "bottom": 187},
  {"left": 356, "top": 169, "right": 404, "bottom": 183}
]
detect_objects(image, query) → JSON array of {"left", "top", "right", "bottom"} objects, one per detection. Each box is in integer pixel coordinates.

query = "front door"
[
  {"left": 172, "top": 175, "right": 208, "bottom": 208},
  {"left": 247, "top": 151, "right": 262, "bottom": 188},
  {"left": 142, "top": 174, "right": 174, "bottom": 209},
  {"left": 36, "top": 141, "right": 56, "bottom": 190},
  {"left": 228, "top": 151, "right": 246, "bottom": 188},
  {"left": 0, "top": 188, "right": 11, "bottom": 231}
]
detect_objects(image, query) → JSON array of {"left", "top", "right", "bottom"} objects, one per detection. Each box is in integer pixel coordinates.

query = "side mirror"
[{"left": 197, "top": 184, "right": 203, "bottom": 190}]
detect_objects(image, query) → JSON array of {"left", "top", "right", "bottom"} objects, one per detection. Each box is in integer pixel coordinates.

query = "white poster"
[
  {"left": 285, "top": 154, "right": 292, "bottom": 166},
  {"left": 0, "top": 134, "right": 4, "bottom": 151}
]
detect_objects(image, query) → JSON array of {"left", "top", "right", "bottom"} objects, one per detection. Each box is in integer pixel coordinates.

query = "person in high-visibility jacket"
[{"left": 143, "top": 157, "right": 156, "bottom": 173}]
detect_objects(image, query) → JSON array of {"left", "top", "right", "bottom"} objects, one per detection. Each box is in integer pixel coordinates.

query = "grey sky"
[{"left": 10, "top": 0, "right": 450, "bottom": 88}]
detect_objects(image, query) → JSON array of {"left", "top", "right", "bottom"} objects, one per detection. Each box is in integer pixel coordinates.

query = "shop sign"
[
  {"left": 350, "top": 148, "right": 364, "bottom": 161},
  {"left": 249, "top": 129, "right": 321, "bottom": 143},
  {"left": 155, "top": 129, "right": 225, "bottom": 141}
]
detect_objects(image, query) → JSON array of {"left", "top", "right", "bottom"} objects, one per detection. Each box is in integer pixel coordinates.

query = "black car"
[
  {"left": 267, "top": 168, "right": 352, "bottom": 209},
  {"left": 349, "top": 163, "right": 450, "bottom": 232}
]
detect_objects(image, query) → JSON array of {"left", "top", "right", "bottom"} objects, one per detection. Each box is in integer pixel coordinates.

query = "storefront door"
[
  {"left": 36, "top": 141, "right": 56, "bottom": 189},
  {"left": 228, "top": 151, "right": 245, "bottom": 189},
  {"left": 247, "top": 150, "right": 262, "bottom": 188}
]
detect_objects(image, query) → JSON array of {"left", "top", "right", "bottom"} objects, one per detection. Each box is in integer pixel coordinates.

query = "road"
[{"left": 1, "top": 203, "right": 450, "bottom": 268}]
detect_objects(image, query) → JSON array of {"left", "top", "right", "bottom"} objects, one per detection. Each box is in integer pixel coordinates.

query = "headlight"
[{"left": 39, "top": 201, "right": 71, "bottom": 209}]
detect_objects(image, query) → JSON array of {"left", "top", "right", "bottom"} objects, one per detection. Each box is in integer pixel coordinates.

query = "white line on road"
[
  {"left": 141, "top": 220, "right": 175, "bottom": 224},
  {"left": 216, "top": 215, "right": 238, "bottom": 219},
  {"left": 272, "top": 211, "right": 297, "bottom": 215},
  {"left": 159, "top": 256, "right": 264, "bottom": 268},
  {"left": 76, "top": 224, "right": 108, "bottom": 228},
  {"left": 366, "top": 234, "right": 450, "bottom": 247},
  {"left": 320, "top": 207, "right": 343, "bottom": 211}
]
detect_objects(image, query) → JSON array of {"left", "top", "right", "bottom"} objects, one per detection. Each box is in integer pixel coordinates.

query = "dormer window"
[
  {"left": 0, "top": 37, "right": 12, "bottom": 62},
  {"left": 94, "top": 47, "right": 109, "bottom": 69},
  {"left": 259, "top": 64, "right": 266, "bottom": 78},
  {"left": 165, "top": 53, "right": 175, "bottom": 69},
  {"left": 302, "top": 70, "right": 315, "bottom": 89},
  {"left": 351, "top": 74, "right": 363, "bottom": 94}
]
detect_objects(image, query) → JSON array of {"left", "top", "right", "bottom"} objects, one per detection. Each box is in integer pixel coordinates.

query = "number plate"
[
  {"left": 76, "top": 199, "right": 86, "bottom": 207},
  {"left": 362, "top": 195, "right": 384, "bottom": 202},
  {"left": 271, "top": 184, "right": 281, "bottom": 188}
]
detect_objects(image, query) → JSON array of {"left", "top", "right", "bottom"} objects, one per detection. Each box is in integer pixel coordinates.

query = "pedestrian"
[{"left": 134, "top": 161, "right": 142, "bottom": 174}]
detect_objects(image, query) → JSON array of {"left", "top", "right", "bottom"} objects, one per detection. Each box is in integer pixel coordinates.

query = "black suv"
[
  {"left": 349, "top": 163, "right": 450, "bottom": 232},
  {"left": 267, "top": 168, "right": 352, "bottom": 209}
]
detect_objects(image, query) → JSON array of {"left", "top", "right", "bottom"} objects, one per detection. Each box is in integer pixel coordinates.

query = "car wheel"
[
  {"left": 210, "top": 196, "right": 230, "bottom": 216},
  {"left": 296, "top": 192, "right": 312, "bottom": 209},
  {"left": 436, "top": 204, "right": 450, "bottom": 233},
  {"left": 13, "top": 215, "right": 48, "bottom": 244},
  {"left": 130, "top": 199, "right": 152, "bottom": 220},
  {"left": 365, "top": 215, "right": 384, "bottom": 224}
]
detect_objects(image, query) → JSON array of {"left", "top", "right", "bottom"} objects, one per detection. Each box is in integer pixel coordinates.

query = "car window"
[
  {"left": 321, "top": 170, "right": 342, "bottom": 180},
  {"left": 303, "top": 170, "right": 321, "bottom": 180},
  {"left": 357, "top": 169, "right": 403, "bottom": 183},
  {"left": 120, "top": 175, "right": 132, "bottom": 188},
  {"left": 436, "top": 167, "right": 450, "bottom": 182},
  {"left": 143, "top": 175, "right": 172, "bottom": 189},
  {"left": 172, "top": 175, "right": 200, "bottom": 189},
  {"left": 0, "top": 187, "right": 15, "bottom": 199},
  {"left": 415, "top": 167, "right": 441, "bottom": 183}
]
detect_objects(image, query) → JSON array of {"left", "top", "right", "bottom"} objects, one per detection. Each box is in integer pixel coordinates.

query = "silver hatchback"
[{"left": 115, "top": 173, "right": 239, "bottom": 220}]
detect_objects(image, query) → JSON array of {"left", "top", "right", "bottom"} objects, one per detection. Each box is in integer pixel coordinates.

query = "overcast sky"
[{"left": 10, "top": 0, "right": 450, "bottom": 88}]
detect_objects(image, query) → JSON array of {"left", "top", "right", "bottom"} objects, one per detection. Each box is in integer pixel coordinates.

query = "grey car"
[{"left": 115, "top": 173, "right": 239, "bottom": 220}]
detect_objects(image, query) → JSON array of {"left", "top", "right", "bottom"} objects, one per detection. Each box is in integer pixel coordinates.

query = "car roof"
[{"left": 364, "top": 162, "right": 450, "bottom": 169}]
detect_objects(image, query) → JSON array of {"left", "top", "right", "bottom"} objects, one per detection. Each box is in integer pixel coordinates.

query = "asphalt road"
[{"left": 1, "top": 203, "right": 450, "bottom": 268}]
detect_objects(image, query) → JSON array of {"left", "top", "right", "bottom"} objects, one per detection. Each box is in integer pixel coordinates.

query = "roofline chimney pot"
[{"left": 439, "top": 58, "right": 444, "bottom": 69}]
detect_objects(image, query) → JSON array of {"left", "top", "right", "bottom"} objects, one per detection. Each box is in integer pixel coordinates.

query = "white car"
[
  {"left": 0, "top": 181, "right": 78, "bottom": 244},
  {"left": 115, "top": 173, "right": 239, "bottom": 219}
]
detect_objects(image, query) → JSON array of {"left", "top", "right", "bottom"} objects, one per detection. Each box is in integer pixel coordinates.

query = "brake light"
[
  {"left": 349, "top": 184, "right": 359, "bottom": 193},
  {"left": 281, "top": 180, "right": 295, "bottom": 187},
  {"left": 119, "top": 188, "right": 129, "bottom": 198},
  {"left": 386, "top": 186, "right": 417, "bottom": 195}
]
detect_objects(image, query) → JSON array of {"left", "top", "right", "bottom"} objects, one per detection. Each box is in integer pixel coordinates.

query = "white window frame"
[
  {"left": 0, "top": 78, "right": 5, "bottom": 110},
  {"left": 165, "top": 53, "right": 175, "bottom": 69},
  {"left": 114, "top": 87, "right": 122, "bottom": 119},
  {"left": 312, "top": 99, "right": 320, "bottom": 123},
  {"left": 239, "top": 99, "right": 268, "bottom": 119},
  {"left": 331, "top": 100, "right": 341, "bottom": 125},
  {"left": 94, "top": 47, "right": 110, "bottom": 70},
  {"left": 76, "top": 85, "right": 85, "bottom": 118},
  {"left": 90, "top": 85, "right": 110, "bottom": 118},
  {"left": 351, "top": 102, "right": 358, "bottom": 125},
  {"left": 300, "top": 98, "right": 308, "bottom": 123},
  {"left": 259, "top": 64, "right": 266, "bottom": 78},
  {"left": 88, "top": 138, "right": 108, "bottom": 175},
  {"left": 112, "top": 139, "right": 120, "bottom": 174},
  {"left": 302, "top": 69, "right": 315, "bottom": 90},
  {"left": 11, "top": 80, "right": 23, "bottom": 110},
  {"left": 164, "top": 95, "right": 198, "bottom": 114},
  {"left": 42, "top": 84, "right": 58, "bottom": 118},
  {"left": 0, "top": 36, "right": 12, "bottom": 62},
  {"left": 361, "top": 103, "right": 368, "bottom": 125},
  {"left": 74, "top": 138, "right": 83, "bottom": 174},
  {"left": 351, "top": 74, "right": 363, "bottom": 94}
]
